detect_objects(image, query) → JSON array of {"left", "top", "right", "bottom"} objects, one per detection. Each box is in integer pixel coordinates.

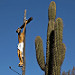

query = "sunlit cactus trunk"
[
  {"left": 35, "top": 1, "right": 66, "bottom": 75},
  {"left": 46, "top": 1, "right": 56, "bottom": 75}
]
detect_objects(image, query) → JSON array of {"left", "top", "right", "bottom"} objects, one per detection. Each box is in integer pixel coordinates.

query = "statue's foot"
[{"left": 18, "top": 62, "right": 23, "bottom": 67}]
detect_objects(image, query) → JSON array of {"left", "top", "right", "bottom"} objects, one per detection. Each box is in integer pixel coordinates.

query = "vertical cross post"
[{"left": 22, "top": 9, "right": 26, "bottom": 75}]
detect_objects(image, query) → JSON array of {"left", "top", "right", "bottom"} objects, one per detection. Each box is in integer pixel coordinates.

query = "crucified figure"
[{"left": 16, "top": 20, "right": 28, "bottom": 67}]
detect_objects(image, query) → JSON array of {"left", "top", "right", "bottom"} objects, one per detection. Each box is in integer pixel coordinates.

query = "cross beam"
[{"left": 16, "top": 17, "right": 33, "bottom": 32}]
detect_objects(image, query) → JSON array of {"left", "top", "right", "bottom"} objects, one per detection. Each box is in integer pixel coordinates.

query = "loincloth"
[{"left": 18, "top": 42, "right": 24, "bottom": 57}]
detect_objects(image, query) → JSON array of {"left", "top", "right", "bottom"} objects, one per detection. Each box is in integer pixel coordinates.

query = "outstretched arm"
[{"left": 22, "top": 20, "right": 27, "bottom": 34}]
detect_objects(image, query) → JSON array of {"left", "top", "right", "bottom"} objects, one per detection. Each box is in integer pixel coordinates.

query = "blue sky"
[{"left": 0, "top": 0, "right": 75, "bottom": 75}]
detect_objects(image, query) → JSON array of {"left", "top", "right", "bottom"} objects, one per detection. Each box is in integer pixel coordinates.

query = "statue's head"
[{"left": 16, "top": 27, "right": 21, "bottom": 33}]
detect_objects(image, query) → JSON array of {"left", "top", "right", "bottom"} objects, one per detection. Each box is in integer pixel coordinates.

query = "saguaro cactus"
[{"left": 35, "top": 1, "right": 66, "bottom": 75}]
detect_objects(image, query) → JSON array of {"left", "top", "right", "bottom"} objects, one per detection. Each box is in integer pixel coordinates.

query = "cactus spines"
[
  {"left": 46, "top": 2, "right": 56, "bottom": 75},
  {"left": 55, "top": 18, "right": 63, "bottom": 65},
  {"left": 46, "top": 2, "right": 56, "bottom": 69},
  {"left": 35, "top": 1, "right": 66, "bottom": 75},
  {"left": 35, "top": 36, "right": 45, "bottom": 71},
  {"left": 48, "top": 1, "right": 56, "bottom": 21},
  {"left": 54, "top": 18, "right": 64, "bottom": 75},
  {"left": 61, "top": 43, "right": 66, "bottom": 65}
]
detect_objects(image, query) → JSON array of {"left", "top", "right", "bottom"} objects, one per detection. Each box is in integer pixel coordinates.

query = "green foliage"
[{"left": 35, "top": 1, "right": 66, "bottom": 75}]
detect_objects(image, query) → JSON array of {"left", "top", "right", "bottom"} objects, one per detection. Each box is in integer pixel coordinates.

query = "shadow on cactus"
[{"left": 35, "top": 1, "right": 66, "bottom": 75}]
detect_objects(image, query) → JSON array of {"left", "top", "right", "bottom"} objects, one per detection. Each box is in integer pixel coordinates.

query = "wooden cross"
[{"left": 16, "top": 9, "right": 33, "bottom": 75}]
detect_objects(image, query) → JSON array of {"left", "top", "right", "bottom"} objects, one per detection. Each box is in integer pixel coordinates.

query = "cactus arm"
[
  {"left": 61, "top": 43, "right": 66, "bottom": 65},
  {"left": 54, "top": 18, "right": 65, "bottom": 75},
  {"left": 56, "top": 18, "right": 63, "bottom": 65},
  {"left": 35, "top": 36, "right": 45, "bottom": 71}
]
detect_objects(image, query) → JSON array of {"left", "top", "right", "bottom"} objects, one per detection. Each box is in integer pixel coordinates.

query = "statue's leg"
[
  {"left": 17, "top": 49, "right": 23, "bottom": 66},
  {"left": 17, "top": 49, "right": 20, "bottom": 60},
  {"left": 19, "top": 51, "right": 23, "bottom": 63}
]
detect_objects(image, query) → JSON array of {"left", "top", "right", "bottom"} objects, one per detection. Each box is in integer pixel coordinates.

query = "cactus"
[{"left": 35, "top": 1, "right": 66, "bottom": 75}]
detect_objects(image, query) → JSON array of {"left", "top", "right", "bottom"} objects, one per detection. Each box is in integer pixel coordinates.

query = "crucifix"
[{"left": 16, "top": 9, "right": 33, "bottom": 75}]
